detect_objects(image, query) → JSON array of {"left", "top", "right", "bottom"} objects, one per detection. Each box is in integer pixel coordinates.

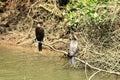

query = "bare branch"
[
  {"left": 88, "top": 70, "right": 101, "bottom": 80},
  {"left": 75, "top": 58, "right": 120, "bottom": 75}
]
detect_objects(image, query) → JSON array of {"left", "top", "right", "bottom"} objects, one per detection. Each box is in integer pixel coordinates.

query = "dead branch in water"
[
  {"left": 75, "top": 58, "right": 120, "bottom": 76},
  {"left": 37, "top": 41, "right": 120, "bottom": 76},
  {"left": 88, "top": 70, "right": 101, "bottom": 80}
]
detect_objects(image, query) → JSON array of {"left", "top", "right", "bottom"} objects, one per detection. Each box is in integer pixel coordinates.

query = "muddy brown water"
[{"left": 0, "top": 45, "right": 119, "bottom": 80}]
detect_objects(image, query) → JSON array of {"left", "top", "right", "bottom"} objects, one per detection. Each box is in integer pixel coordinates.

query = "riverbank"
[
  {"left": 0, "top": 0, "right": 120, "bottom": 76},
  {"left": 0, "top": 39, "right": 63, "bottom": 57}
]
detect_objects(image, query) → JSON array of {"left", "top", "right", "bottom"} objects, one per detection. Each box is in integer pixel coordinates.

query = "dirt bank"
[{"left": 0, "top": 39, "right": 63, "bottom": 57}]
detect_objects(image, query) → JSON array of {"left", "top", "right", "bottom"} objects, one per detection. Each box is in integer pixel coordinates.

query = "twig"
[
  {"left": 49, "top": 39, "right": 68, "bottom": 45},
  {"left": 16, "top": 8, "right": 34, "bottom": 44},
  {"left": 85, "top": 63, "right": 89, "bottom": 80},
  {"left": 111, "top": 60, "right": 119, "bottom": 71},
  {"left": 43, "top": 42, "right": 67, "bottom": 54},
  {"left": 110, "top": 2, "right": 119, "bottom": 27},
  {"left": 88, "top": 70, "right": 101, "bottom": 80},
  {"left": 30, "top": 1, "right": 62, "bottom": 18}
]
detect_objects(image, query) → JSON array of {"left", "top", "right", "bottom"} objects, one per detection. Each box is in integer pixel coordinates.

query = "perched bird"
[
  {"left": 68, "top": 34, "right": 78, "bottom": 65},
  {"left": 35, "top": 22, "right": 44, "bottom": 51}
]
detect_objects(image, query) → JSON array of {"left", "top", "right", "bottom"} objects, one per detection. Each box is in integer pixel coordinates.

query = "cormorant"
[
  {"left": 68, "top": 34, "right": 78, "bottom": 65},
  {"left": 35, "top": 22, "right": 44, "bottom": 51}
]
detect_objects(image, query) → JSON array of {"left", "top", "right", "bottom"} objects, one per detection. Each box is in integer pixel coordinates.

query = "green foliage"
[
  {"left": 64, "top": 0, "right": 119, "bottom": 29},
  {"left": 64, "top": 0, "right": 120, "bottom": 51}
]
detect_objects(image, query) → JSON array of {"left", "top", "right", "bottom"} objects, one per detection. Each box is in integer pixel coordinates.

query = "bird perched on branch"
[
  {"left": 35, "top": 21, "right": 44, "bottom": 51},
  {"left": 68, "top": 34, "right": 78, "bottom": 65}
]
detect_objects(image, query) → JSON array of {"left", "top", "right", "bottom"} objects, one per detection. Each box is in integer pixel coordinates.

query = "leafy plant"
[{"left": 64, "top": 0, "right": 119, "bottom": 29}]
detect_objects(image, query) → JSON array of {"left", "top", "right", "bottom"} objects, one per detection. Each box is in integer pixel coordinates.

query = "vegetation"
[
  {"left": 64, "top": 0, "right": 120, "bottom": 70},
  {"left": 0, "top": 0, "right": 120, "bottom": 77},
  {"left": 63, "top": 0, "right": 120, "bottom": 77}
]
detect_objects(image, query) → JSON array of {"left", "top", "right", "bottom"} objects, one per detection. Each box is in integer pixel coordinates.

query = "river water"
[{"left": 0, "top": 45, "right": 119, "bottom": 80}]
